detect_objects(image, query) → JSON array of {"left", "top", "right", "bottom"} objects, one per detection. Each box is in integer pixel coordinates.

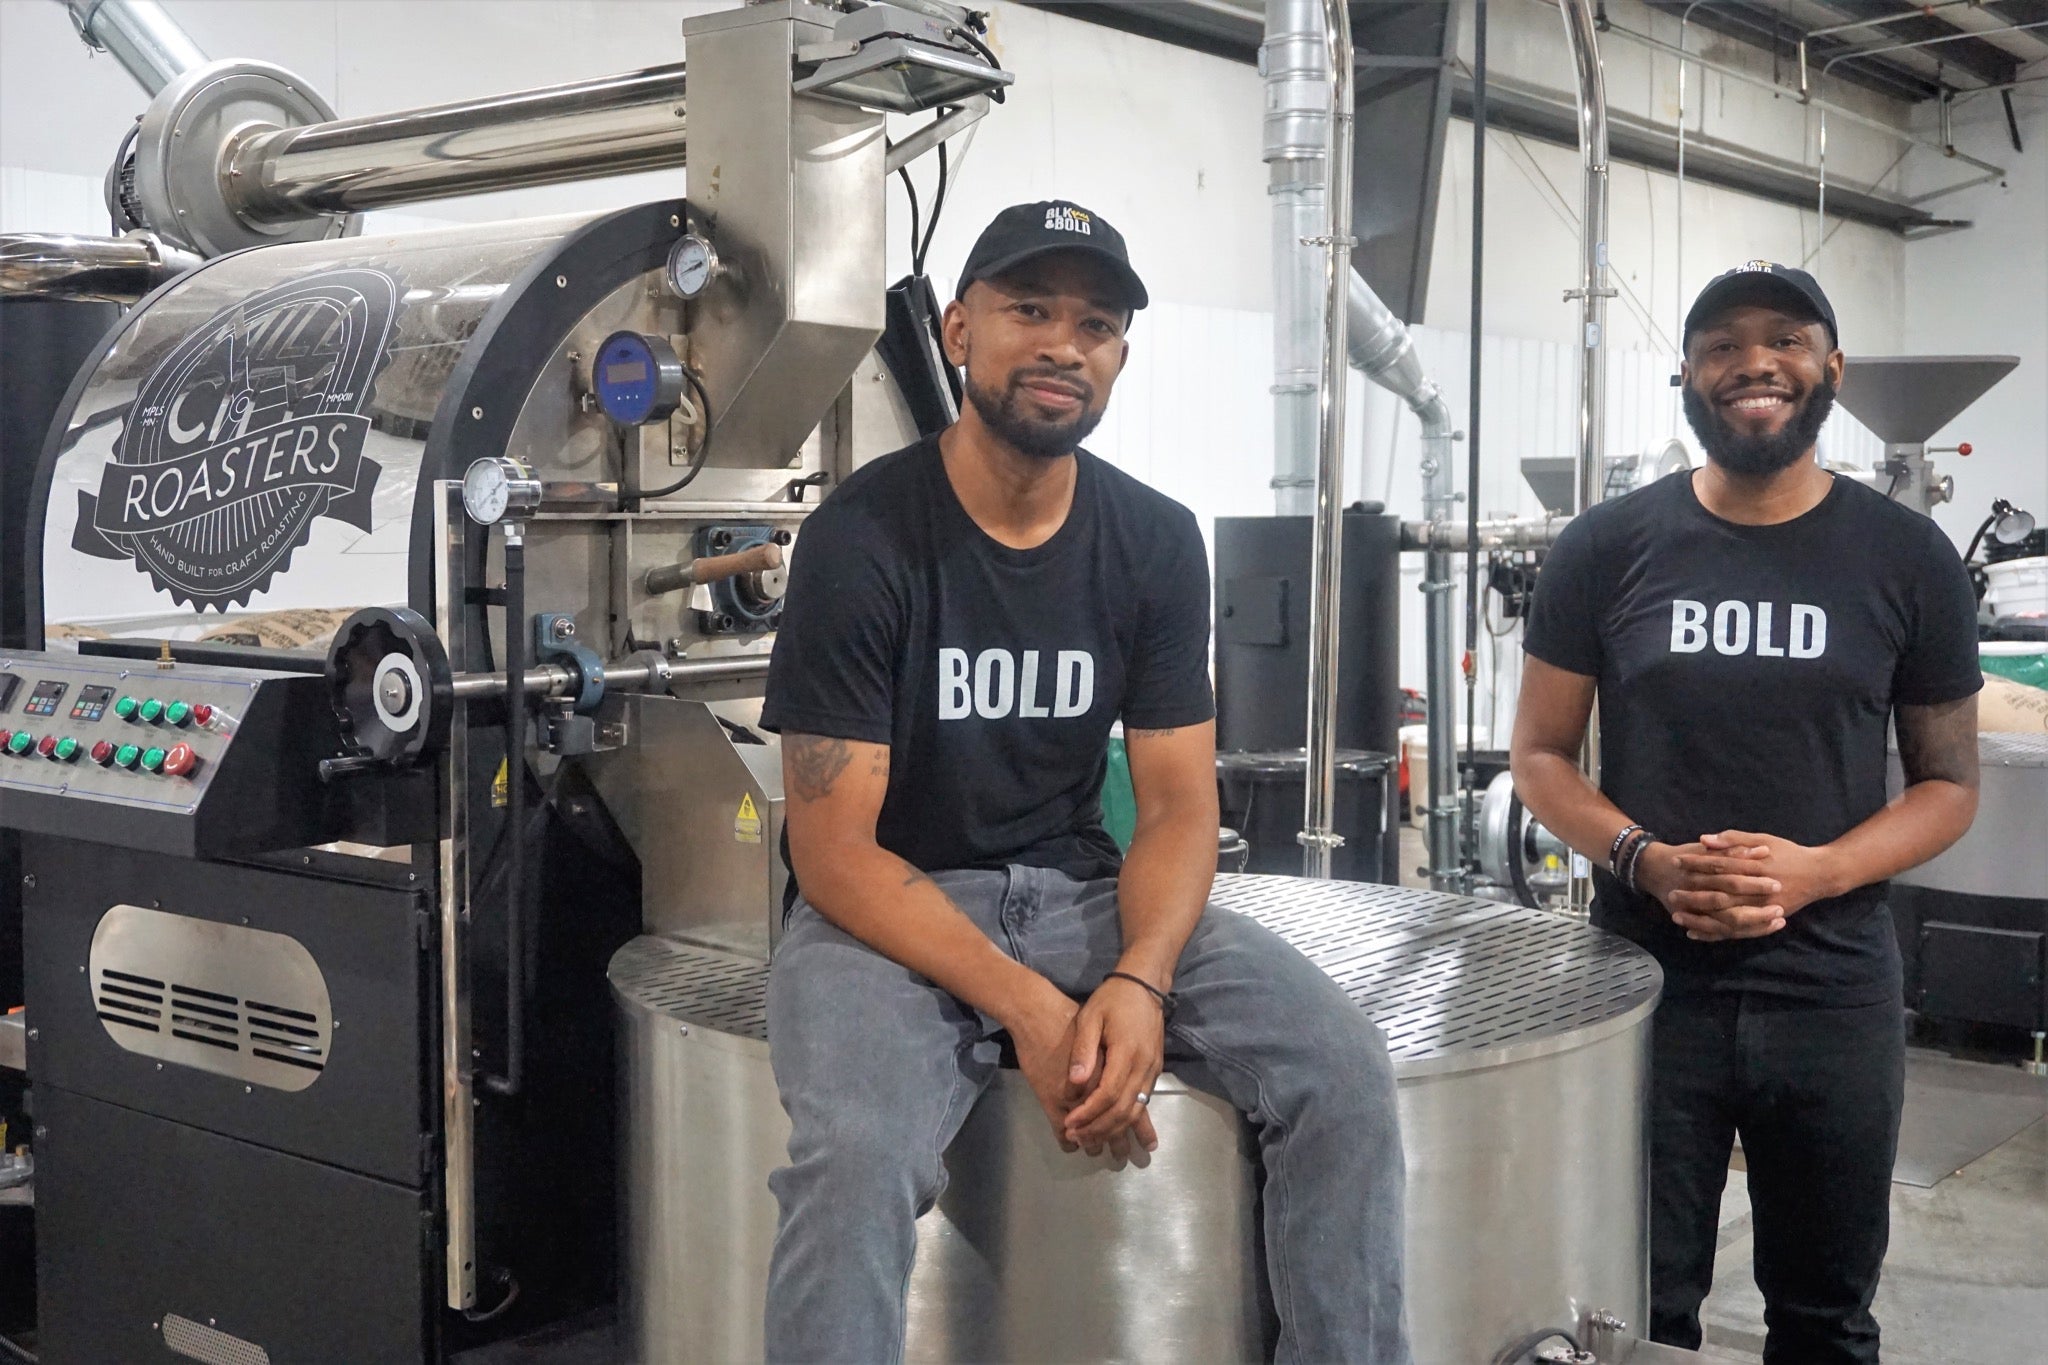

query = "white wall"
[
  {"left": 4, "top": 0, "right": 2033, "bottom": 711},
  {"left": 1903, "top": 86, "right": 2048, "bottom": 547}
]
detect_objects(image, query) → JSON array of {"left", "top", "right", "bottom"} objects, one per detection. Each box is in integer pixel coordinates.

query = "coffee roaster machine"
[{"left": 0, "top": 2, "right": 1677, "bottom": 1362}]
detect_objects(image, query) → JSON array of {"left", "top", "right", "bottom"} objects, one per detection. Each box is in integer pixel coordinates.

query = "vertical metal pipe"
[
  {"left": 1460, "top": 0, "right": 1487, "bottom": 893},
  {"left": 1264, "top": 0, "right": 1330, "bottom": 517},
  {"left": 60, "top": 0, "right": 206, "bottom": 96},
  {"left": 1558, "top": 0, "right": 1609, "bottom": 914},
  {"left": 433, "top": 482, "right": 477, "bottom": 1310},
  {"left": 1299, "top": 0, "right": 1354, "bottom": 879}
]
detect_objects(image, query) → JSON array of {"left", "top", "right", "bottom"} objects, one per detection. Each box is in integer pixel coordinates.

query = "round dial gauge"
[
  {"left": 666, "top": 234, "right": 721, "bottom": 300},
  {"left": 461, "top": 456, "right": 542, "bottom": 525}
]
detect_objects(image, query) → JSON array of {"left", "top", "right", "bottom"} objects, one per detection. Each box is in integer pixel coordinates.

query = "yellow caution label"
[
  {"left": 492, "top": 758, "right": 509, "bottom": 809},
  {"left": 735, "top": 792, "right": 763, "bottom": 844}
]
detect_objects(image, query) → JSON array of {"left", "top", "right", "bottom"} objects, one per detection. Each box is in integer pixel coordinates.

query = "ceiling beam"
[
  {"left": 1804, "top": 1, "right": 2020, "bottom": 88},
  {"left": 1643, "top": 0, "right": 1942, "bottom": 100}
]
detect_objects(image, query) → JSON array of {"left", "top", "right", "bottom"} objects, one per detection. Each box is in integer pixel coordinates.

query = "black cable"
[
  {"left": 1884, "top": 469, "right": 1906, "bottom": 501},
  {"left": 635, "top": 364, "right": 715, "bottom": 499},
  {"left": 950, "top": 28, "right": 1006, "bottom": 101},
  {"left": 916, "top": 141, "right": 949, "bottom": 277},
  {"left": 461, "top": 1266, "right": 522, "bottom": 1324},
  {"left": 897, "top": 164, "right": 923, "bottom": 275}
]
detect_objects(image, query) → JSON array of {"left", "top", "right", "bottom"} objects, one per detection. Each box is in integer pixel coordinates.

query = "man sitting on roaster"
[{"left": 757, "top": 201, "right": 1413, "bottom": 1364}]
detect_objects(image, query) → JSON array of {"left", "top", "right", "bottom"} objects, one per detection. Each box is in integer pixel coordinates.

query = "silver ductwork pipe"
[
  {"left": 1264, "top": 0, "right": 1328, "bottom": 518},
  {"left": 0, "top": 230, "right": 199, "bottom": 302},
  {"left": 60, "top": 0, "right": 205, "bottom": 96},
  {"left": 1557, "top": 0, "right": 1610, "bottom": 914},
  {"left": 225, "top": 64, "right": 692, "bottom": 223},
  {"left": 1349, "top": 274, "right": 1463, "bottom": 888},
  {"left": 1401, "top": 513, "right": 1570, "bottom": 554},
  {"left": 1267, "top": 0, "right": 1462, "bottom": 882}
]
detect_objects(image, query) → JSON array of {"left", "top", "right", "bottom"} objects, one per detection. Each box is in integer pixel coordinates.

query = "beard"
[
  {"left": 964, "top": 364, "right": 1105, "bottom": 459},
  {"left": 1682, "top": 375, "right": 1837, "bottom": 477}
]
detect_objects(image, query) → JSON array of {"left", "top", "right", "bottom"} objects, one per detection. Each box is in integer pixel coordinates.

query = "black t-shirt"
[
  {"left": 1524, "top": 471, "right": 1982, "bottom": 1005},
  {"left": 761, "top": 438, "right": 1215, "bottom": 896}
]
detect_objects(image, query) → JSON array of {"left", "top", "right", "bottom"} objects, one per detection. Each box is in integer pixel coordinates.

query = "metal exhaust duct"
[
  {"left": 0, "top": 230, "right": 199, "bottom": 303},
  {"left": 60, "top": 0, "right": 205, "bottom": 96},
  {"left": 225, "top": 64, "right": 692, "bottom": 224}
]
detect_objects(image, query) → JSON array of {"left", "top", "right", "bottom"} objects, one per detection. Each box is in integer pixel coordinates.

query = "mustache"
[{"left": 1007, "top": 367, "right": 1094, "bottom": 404}]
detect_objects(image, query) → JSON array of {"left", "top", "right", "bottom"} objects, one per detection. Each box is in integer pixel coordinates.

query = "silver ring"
[{"left": 1134, "top": 1091, "right": 1150, "bottom": 1106}]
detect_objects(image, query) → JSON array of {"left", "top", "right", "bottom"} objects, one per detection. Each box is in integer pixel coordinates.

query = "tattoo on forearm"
[
  {"left": 785, "top": 734, "right": 852, "bottom": 802},
  {"left": 869, "top": 746, "right": 890, "bottom": 779},
  {"left": 1127, "top": 727, "right": 1179, "bottom": 739},
  {"left": 1897, "top": 696, "right": 1980, "bottom": 790}
]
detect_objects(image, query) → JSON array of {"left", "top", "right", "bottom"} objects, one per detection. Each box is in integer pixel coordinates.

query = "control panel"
[{"left": 0, "top": 650, "right": 346, "bottom": 857}]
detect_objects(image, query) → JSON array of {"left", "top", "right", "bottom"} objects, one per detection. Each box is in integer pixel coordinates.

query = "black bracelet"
[
  {"left": 1622, "top": 831, "right": 1658, "bottom": 893},
  {"left": 1105, "top": 970, "right": 1177, "bottom": 1021},
  {"left": 1608, "top": 823, "right": 1644, "bottom": 878}
]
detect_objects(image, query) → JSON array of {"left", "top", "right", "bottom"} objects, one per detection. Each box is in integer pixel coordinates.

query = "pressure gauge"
[
  {"left": 666, "top": 233, "right": 721, "bottom": 300},
  {"left": 461, "top": 456, "right": 542, "bottom": 526},
  {"left": 593, "top": 331, "right": 688, "bottom": 426}
]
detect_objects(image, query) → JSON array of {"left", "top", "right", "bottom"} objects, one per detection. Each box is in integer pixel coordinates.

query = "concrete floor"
[{"left": 1392, "top": 825, "right": 2048, "bottom": 1365}]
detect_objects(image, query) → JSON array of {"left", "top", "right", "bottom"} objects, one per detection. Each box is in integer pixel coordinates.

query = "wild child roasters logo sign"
[{"left": 73, "top": 268, "right": 400, "bottom": 610}]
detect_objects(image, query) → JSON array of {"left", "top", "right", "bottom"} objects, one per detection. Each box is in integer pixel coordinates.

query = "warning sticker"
[
  {"left": 492, "top": 758, "right": 509, "bottom": 809},
  {"left": 734, "top": 792, "right": 763, "bottom": 844}
]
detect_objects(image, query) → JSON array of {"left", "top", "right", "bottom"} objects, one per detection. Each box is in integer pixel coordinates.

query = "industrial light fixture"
[{"left": 794, "top": 3, "right": 1013, "bottom": 114}]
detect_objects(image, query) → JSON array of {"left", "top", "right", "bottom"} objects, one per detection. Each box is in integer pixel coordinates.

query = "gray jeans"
[{"left": 763, "top": 864, "right": 1412, "bottom": 1364}]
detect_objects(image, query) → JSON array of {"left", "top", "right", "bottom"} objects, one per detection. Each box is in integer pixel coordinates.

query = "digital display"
[
  {"left": 23, "top": 679, "right": 67, "bottom": 718},
  {"left": 604, "top": 360, "right": 649, "bottom": 385},
  {"left": 71, "top": 685, "right": 116, "bottom": 722}
]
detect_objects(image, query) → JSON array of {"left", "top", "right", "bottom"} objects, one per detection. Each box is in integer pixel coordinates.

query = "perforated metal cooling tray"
[{"left": 609, "top": 875, "right": 1662, "bottom": 1078}]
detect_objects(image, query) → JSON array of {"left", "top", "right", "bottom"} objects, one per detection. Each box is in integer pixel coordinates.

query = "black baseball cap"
[
  {"left": 955, "top": 200, "right": 1149, "bottom": 312},
  {"left": 1683, "top": 261, "right": 1838, "bottom": 351}
]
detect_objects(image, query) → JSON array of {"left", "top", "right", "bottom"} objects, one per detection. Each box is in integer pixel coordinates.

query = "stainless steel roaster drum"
[{"left": 611, "top": 876, "right": 1661, "bottom": 1364}]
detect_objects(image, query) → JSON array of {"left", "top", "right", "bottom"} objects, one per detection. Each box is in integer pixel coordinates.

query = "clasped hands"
[
  {"left": 1005, "top": 971, "right": 1166, "bottom": 1163},
  {"left": 1635, "top": 831, "right": 1840, "bottom": 942}
]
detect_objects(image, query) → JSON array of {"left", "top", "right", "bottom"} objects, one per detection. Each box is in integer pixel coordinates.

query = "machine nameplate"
[{"left": 89, "top": 903, "right": 334, "bottom": 1093}]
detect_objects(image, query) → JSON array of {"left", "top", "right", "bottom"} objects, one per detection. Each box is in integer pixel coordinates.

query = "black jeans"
[{"left": 1648, "top": 989, "right": 1906, "bottom": 1365}]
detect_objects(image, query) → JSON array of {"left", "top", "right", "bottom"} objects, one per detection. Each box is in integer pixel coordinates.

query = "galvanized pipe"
[
  {"left": 224, "top": 63, "right": 691, "bottom": 222},
  {"left": 1557, "top": 0, "right": 1609, "bottom": 916},
  {"left": 1299, "top": 0, "right": 1355, "bottom": 880},
  {"left": 59, "top": 0, "right": 205, "bottom": 96},
  {"left": 1402, "top": 513, "right": 1571, "bottom": 553},
  {"left": 1264, "top": 0, "right": 1329, "bottom": 518},
  {"left": 1603, "top": 21, "right": 2008, "bottom": 183},
  {"left": 446, "top": 654, "right": 767, "bottom": 701},
  {"left": 0, "top": 230, "right": 199, "bottom": 302}
]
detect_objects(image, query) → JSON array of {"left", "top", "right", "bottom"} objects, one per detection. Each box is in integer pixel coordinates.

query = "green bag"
[
  {"left": 1981, "top": 645, "right": 2048, "bottom": 692},
  {"left": 1100, "top": 735, "right": 1138, "bottom": 852}
]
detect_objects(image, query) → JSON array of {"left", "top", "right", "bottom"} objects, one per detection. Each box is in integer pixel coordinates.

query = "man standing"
[
  {"left": 759, "top": 201, "right": 1411, "bottom": 1364},
  {"left": 1511, "top": 263, "right": 1982, "bottom": 1363}
]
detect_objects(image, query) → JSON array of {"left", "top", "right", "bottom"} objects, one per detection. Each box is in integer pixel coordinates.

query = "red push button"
[
  {"left": 191, "top": 703, "right": 214, "bottom": 728},
  {"left": 162, "top": 743, "right": 199, "bottom": 779},
  {"left": 35, "top": 735, "right": 56, "bottom": 759},
  {"left": 90, "top": 740, "right": 116, "bottom": 766}
]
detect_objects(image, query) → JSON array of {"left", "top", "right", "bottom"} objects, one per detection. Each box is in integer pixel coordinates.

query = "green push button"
[
  {"left": 165, "top": 700, "right": 192, "bottom": 727},
  {"left": 114, "top": 744, "right": 141, "bottom": 769},
  {"left": 5, "top": 731, "right": 32, "bottom": 756},
  {"left": 113, "top": 696, "right": 139, "bottom": 721},
  {"left": 138, "top": 699, "right": 164, "bottom": 724},
  {"left": 53, "top": 737, "right": 79, "bottom": 763},
  {"left": 141, "top": 747, "right": 167, "bottom": 773}
]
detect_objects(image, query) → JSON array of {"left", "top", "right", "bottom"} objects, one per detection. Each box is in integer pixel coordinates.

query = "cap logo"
[
  {"left": 1741, "top": 260, "right": 1778, "bottom": 274},
  {"left": 1044, "top": 205, "right": 1093, "bottom": 236}
]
